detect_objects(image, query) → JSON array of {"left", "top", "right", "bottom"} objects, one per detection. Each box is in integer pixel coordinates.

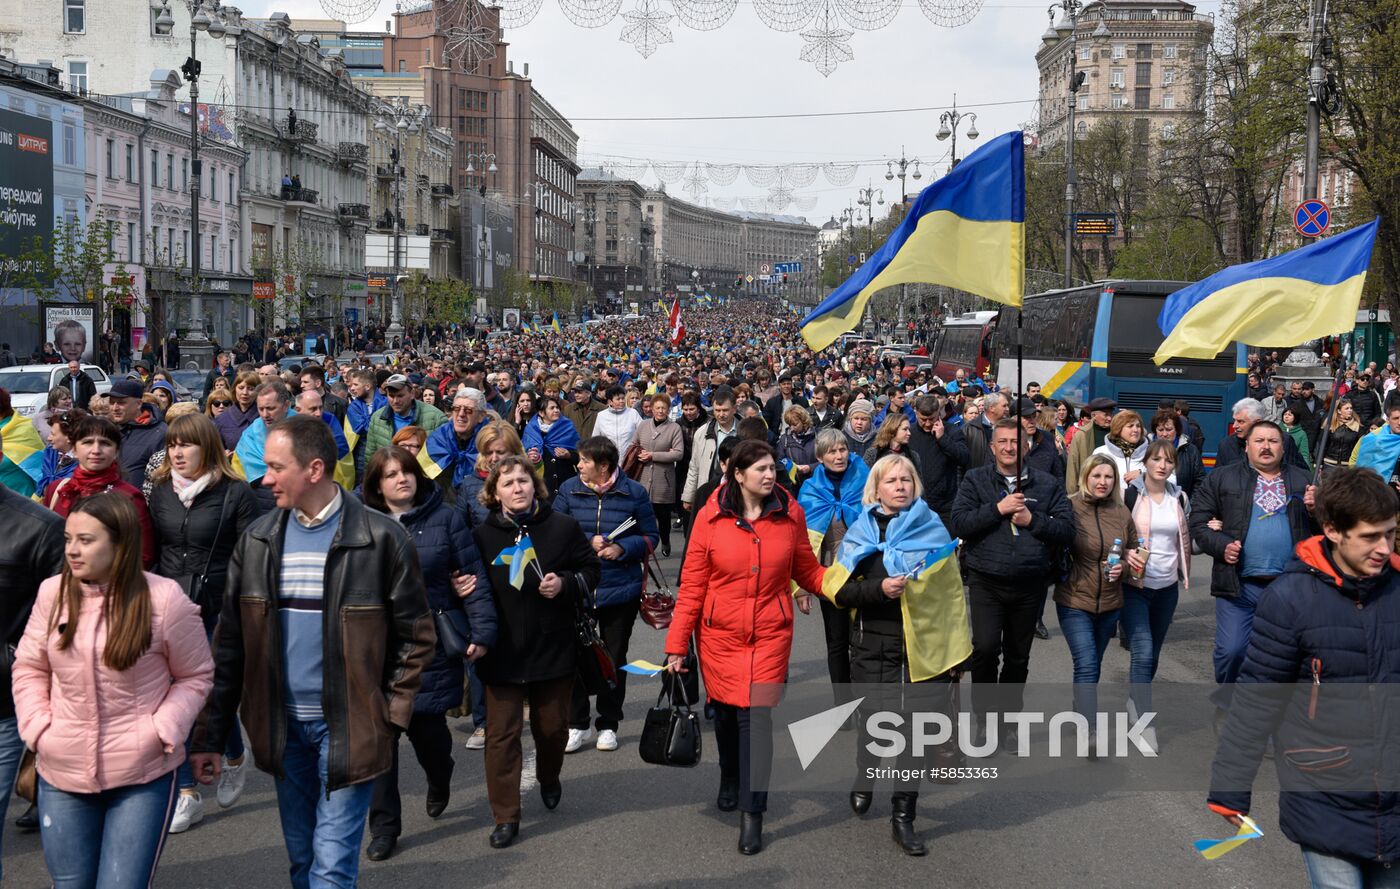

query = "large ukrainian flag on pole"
[
  {"left": 800, "top": 130, "right": 1025, "bottom": 351},
  {"left": 1154, "top": 218, "right": 1380, "bottom": 365},
  {"left": 819, "top": 499, "right": 971, "bottom": 682}
]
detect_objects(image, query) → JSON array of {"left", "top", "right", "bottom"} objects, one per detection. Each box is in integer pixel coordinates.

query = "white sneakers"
[
  {"left": 169, "top": 792, "right": 204, "bottom": 833},
  {"left": 564, "top": 727, "right": 595, "bottom": 753},
  {"left": 465, "top": 727, "right": 486, "bottom": 750},
  {"left": 216, "top": 756, "right": 247, "bottom": 809},
  {"left": 595, "top": 729, "right": 619, "bottom": 752}
]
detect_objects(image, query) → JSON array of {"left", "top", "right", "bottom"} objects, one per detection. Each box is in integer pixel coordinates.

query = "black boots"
[
  {"left": 489, "top": 822, "right": 519, "bottom": 848},
  {"left": 890, "top": 797, "right": 927, "bottom": 856},
  {"left": 849, "top": 790, "right": 873, "bottom": 815},
  {"left": 738, "top": 812, "right": 763, "bottom": 855},
  {"left": 716, "top": 779, "right": 738, "bottom": 812}
]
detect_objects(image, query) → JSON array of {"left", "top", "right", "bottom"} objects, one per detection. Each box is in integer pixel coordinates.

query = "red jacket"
[{"left": 666, "top": 485, "right": 824, "bottom": 708}]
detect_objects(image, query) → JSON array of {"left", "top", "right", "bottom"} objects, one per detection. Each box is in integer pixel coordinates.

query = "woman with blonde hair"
[
  {"left": 13, "top": 492, "right": 213, "bottom": 884},
  {"left": 146, "top": 412, "right": 258, "bottom": 829},
  {"left": 215, "top": 371, "right": 262, "bottom": 451},
  {"left": 1092, "top": 410, "right": 1147, "bottom": 490},
  {"left": 458, "top": 421, "right": 526, "bottom": 530}
]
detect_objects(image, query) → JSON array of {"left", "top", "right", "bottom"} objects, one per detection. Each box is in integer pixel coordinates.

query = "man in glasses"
[{"left": 423, "top": 386, "right": 491, "bottom": 488}]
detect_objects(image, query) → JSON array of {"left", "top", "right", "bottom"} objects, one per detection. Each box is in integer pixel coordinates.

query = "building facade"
[
  {"left": 529, "top": 87, "right": 578, "bottom": 288},
  {"left": 1036, "top": 0, "right": 1213, "bottom": 149},
  {"left": 575, "top": 170, "right": 652, "bottom": 304}
]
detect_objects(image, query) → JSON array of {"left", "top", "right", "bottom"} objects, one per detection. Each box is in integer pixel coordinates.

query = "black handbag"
[
  {"left": 434, "top": 607, "right": 471, "bottom": 658},
  {"left": 639, "top": 671, "right": 702, "bottom": 767},
  {"left": 573, "top": 573, "right": 617, "bottom": 695},
  {"left": 188, "top": 486, "right": 232, "bottom": 619}
]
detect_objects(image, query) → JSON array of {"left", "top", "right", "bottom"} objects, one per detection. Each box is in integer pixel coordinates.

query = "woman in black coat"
[
  {"left": 472, "top": 455, "right": 601, "bottom": 851},
  {"left": 146, "top": 412, "right": 258, "bottom": 830},
  {"left": 361, "top": 445, "right": 498, "bottom": 861}
]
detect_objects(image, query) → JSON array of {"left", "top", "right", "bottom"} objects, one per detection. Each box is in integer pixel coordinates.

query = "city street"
[{"left": 2, "top": 549, "right": 1304, "bottom": 888}]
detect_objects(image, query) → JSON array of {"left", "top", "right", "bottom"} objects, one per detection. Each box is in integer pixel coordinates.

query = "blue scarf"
[
  {"left": 837, "top": 498, "right": 957, "bottom": 579},
  {"left": 798, "top": 460, "right": 869, "bottom": 535},
  {"left": 347, "top": 391, "right": 388, "bottom": 437},
  {"left": 425, "top": 419, "right": 485, "bottom": 488},
  {"left": 522, "top": 415, "right": 580, "bottom": 455}
]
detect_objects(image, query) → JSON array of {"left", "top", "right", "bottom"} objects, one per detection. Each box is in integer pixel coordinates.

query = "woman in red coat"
[{"left": 665, "top": 439, "right": 823, "bottom": 856}]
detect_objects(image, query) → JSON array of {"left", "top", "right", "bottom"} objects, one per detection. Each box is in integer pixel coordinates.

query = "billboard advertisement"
[
  {"left": 0, "top": 107, "right": 55, "bottom": 260},
  {"left": 42, "top": 302, "right": 95, "bottom": 364}
]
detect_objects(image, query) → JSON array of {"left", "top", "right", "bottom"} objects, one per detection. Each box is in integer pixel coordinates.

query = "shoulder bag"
[
  {"left": 189, "top": 485, "right": 233, "bottom": 619},
  {"left": 573, "top": 572, "right": 618, "bottom": 694},
  {"left": 639, "top": 667, "right": 701, "bottom": 767},
  {"left": 639, "top": 549, "right": 675, "bottom": 630}
]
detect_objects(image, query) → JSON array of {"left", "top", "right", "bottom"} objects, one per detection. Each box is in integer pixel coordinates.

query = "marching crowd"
[{"left": 0, "top": 304, "right": 1397, "bottom": 888}]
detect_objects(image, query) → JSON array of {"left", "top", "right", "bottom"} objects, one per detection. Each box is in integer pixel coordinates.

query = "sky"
[{"left": 246, "top": 0, "right": 1216, "bottom": 230}]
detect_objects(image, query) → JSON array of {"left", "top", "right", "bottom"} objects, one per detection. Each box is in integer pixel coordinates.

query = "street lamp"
[
  {"left": 154, "top": 0, "right": 230, "bottom": 362},
  {"left": 885, "top": 148, "right": 922, "bottom": 323},
  {"left": 856, "top": 183, "right": 883, "bottom": 253},
  {"left": 373, "top": 98, "right": 419, "bottom": 344},
  {"left": 1042, "top": 0, "right": 1111, "bottom": 287},
  {"left": 935, "top": 95, "right": 979, "bottom": 172}
]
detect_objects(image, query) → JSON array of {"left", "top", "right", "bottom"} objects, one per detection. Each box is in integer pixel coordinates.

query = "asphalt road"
[{"left": 2, "top": 542, "right": 1307, "bottom": 888}]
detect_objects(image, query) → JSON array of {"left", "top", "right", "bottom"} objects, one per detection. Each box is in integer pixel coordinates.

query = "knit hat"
[{"left": 847, "top": 398, "right": 875, "bottom": 417}]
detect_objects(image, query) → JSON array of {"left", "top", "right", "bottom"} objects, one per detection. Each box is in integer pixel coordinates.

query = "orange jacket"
[{"left": 667, "top": 486, "right": 824, "bottom": 708}]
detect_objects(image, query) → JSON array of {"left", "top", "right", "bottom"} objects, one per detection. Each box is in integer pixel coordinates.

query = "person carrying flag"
[
  {"left": 421, "top": 387, "right": 491, "bottom": 488},
  {"left": 823, "top": 454, "right": 970, "bottom": 856},
  {"left": 471, "top": 456, "right": 601, "bottom": 850}
]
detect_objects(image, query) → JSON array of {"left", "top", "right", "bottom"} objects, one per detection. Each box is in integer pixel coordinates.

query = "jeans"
[
  {"left": 1302, "top": 847, "right": 1400, "bottom": 889},
  {"left": 570, "top": 599, "right": 640, "bottom": 732},
  {"left": 368, "top": 712, "right": 454, "bottom": 839},
  {"left": 178, "top": 622, "right": 246, "bottom": 790},
  {"left": 968, "top": 571, "right": 1044, "bottom": 719},
  {"left": 38, "top": 770, "right": 178, "bottom": 889},
  {"left": 466, "top": 660, "right": 487, "bottom": 728},
  {"left": 1214, "top": 579, "right": 1265, "bottom": 685},
  {"left": 1056, "top": 604, "right": 1121, "bottom": 722},
  {"left": 712, "top": 704, "right": 773, "bottom": 814},
  {"left": 0, "top": 717, "right": 23, "bottom": 883},
  {"left": 1121, "top": 582, "right": 1179, "bottom": 713},
  {"left": 275, "top": 718, "right": 375, "bottom": 889}
]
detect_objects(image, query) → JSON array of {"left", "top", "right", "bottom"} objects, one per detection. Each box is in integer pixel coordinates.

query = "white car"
[{"left": 0, "top": 364, "right": 114, "bottom": 417}]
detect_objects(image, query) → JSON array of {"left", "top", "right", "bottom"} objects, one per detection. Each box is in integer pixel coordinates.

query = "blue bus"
[{"left": 993, "top": 280, "right": 1248, "bottom": 462}]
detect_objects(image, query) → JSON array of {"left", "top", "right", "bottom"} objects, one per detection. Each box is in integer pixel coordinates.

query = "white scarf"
[{"left": 172, "top": 469, "right": 218, "bottom": 508}]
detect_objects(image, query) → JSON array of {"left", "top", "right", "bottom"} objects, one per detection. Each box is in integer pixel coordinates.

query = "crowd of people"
[{"left": 0, "top": 303, "right": 1396, "bottom": 889}]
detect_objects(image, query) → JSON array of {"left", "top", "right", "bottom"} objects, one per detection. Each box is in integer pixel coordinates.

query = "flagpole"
[{"left": 1016, "top": 308, "right": 1025, "bottom": 492}]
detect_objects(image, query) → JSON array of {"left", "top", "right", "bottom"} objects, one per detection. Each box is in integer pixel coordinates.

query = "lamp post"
[
  {"left": 935, "top": 95, "right": 980, "bottom": 173},
  {"left": 154, "top": 0, "right": 229, "bottom": 365},
  {"left": 1043, "top": 0, "right": 1111, "bottom": 287},
  {"left": 885, "top": 149, "right": 923, "bottom": 323},
  {"left": 374, "top": 99, "right": 419, "bottom": 345},
  {"left": 856, "top": 183, "right": 883, "bottom": 254}
]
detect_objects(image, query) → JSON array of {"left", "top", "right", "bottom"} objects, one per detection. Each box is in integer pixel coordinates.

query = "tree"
[{"left": 1326, "top": 0, "right": 1400, "bottom": 341}]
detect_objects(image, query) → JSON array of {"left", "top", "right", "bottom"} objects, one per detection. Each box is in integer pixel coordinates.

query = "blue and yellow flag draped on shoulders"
[
  {"left": 1154, "top": 219, "right": 1380, "bottom": 365},
  {"left": 797, "top": 460, "right": 869, "bottom": 553},
  {"left": 0, "top": 414, "right": 46, "bottom": 497},
  {"left": 1350, "top": 423, "right": 1400, "bottom": 478},
  {"left": 800, "top": 130, "right": 1026, "bottom": 352},
  {"left": 819, "top": 499, "right": 971, "bottom": 682}
]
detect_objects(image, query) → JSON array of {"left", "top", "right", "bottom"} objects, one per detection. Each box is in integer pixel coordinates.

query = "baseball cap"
[
  {"left": 383, "top": 373, "right": 412, "bottom": 391},
  {"left": 109, "top": 379, "right": 145, "bottom": 400}
]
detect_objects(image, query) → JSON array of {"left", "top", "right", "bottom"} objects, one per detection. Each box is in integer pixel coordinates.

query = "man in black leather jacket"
[
  {"left": 191, "top": 415, "right": 435, "bottom": 889},
  {"left": 0, "top": 482, "right": 64, "bottom": 860}
]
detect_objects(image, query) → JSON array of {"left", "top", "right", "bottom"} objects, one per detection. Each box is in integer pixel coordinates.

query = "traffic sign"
[
  {"left": 847, "top": 255, "right": 857, "bottom": 266},
  {"left": 745, "top": 274, "right": 754, "bottom": 283},
  {"left": 1294, "top": 199, "right": 1330, "bottom": 238},
  {"left": 1073, "top": 212, "right": 1117, "bottom": 237},
  {"left": 759, "top": 263, "right": 771, "bottom": 275},
  {"left": 774, "top": 262, "right": 804, "bottom": 274}
]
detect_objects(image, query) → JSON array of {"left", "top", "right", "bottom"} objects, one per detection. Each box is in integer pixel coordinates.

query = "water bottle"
[{"left": 1104, "top": 538, "right": 1123, "bottom": 580}]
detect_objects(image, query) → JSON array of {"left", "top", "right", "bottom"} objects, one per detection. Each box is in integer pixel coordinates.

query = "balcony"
[
  {"left": 337, "top": 202, "right": 370, "bottom": 220},
  {"left": 336, "top": 142, "right": 368, "bottom": 165},
  {"left": 280, "top": 186, "right": 319, "bottom": 205},
  {"left": 415, "top": 223, "right": 430, "bottom": 236},
  {"left": 375, "top": 164, "right": 398, "bottom": 180},
  {"left": 431, "top": 182, "right": 454, "bottom": 197},
  {"left": 415, "top": 174, "right": 430, "bottom": 190},
  {"left": 431, "top": 228, "right": 454, "bottom": 241},
  {"left": 278, "top": 118, "right": 318, "bottom": 145}
]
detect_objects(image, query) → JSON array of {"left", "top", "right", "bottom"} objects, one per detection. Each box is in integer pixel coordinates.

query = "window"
[
  {"left": 1111, "top": 43, "right": 1125, "bottom": 60},
  {"left": 1110, "top": 68, "right": 1124, "bottom": 88},
  {"left": 181, "top": 158, "right": 189, "bottom": 190},
  {"left": 1111, "top": 94, "right": 1128, "bottom": 109},
  {"left": 66, "top": 60, "right": 88, "bottom": 93},
  {"left": 228, "top": 171, "right": 235, "bottom": 203},
  {"left": 1076, "top": 120, "right": 1088, "bottom": 135},
  {"left": 167, "top": 154, "right": 174, "bottom": 189},
  {"left": 1077, "top": 94, "right": 1088, "bottom": 111},
  {"left": 209, "top": 165, "right": 217, "bottom": 201},
  {"left": 1135, "top": 87, "right": 1150, "bottom": 109},
  {"left": 127, "top": 222, "right": 136, "bottom": 261},
  {"left": 63, "top": 198, "right": 78, "bottom": 225},
  {"left": 1136, "top": 43, "right": 1152, "bottom": 60},
  {"left": 398, "top": 59, "right": 406, "bottom": 72},
  {"left": 1078, "top": 45, "right": 1090, "bottom": 62},
  {"left": 1136, "top": 61, "right": 1152, "bottom": 84},
  {"left": 105, "top": 139, "right": 115, "bottom": 177},
  {"left": 64, "top": 0, "right": 84, "bottom": 33},
  {"left": 1163, "top": 43, "right": 1178, "bottom": 59},
  {"left": 1162, "top": 93, "right": 1175, "bottom": 109},
  {"left": 1163, "top": 68, "right": 1176, "bottom": 86},
  {"left": 125, "top": 144, "right": 135, "bottom": 181},
  {"left": 1162, "top": 123, "right": 1175, "bottom": 140},
  {"left": 62, "top": 123, "right": 76, "bottom": 165}
]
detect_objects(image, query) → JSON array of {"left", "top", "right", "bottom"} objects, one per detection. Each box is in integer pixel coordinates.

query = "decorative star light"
[
  {"left": 620, "top": 0, "right": 674, "bottom": 57},
  {"left": 799, "top": 5, "right": 854, "bottom": 76},
  {"left": 438, "top": 0, "right": 497, "bottom": 71}
]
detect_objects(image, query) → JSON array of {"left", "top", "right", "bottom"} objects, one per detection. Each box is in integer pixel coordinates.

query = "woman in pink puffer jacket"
[{"left": 12, "top": 492, "right": 213, "bottom": 889}]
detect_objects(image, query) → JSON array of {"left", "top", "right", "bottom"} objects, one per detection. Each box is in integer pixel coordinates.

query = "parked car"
[
  {"left": 278, "top": 354, "right": 322, "bottom": 372},
  {"left": 168, "top": 369, "right": 206, "bottom": 403},
  {"left": 901, "top": 356, "right": 934, "bottom": 380},
  {"left": 0, "top": 364, "right": 113, "bottom": 416}
]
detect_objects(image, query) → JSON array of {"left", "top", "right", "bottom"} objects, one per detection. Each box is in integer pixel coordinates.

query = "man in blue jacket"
[
  {"left": 553, "top": 435, "right": 659, "bottom": 754},
  {"left": 1209, "top": 466, "right": 1400, "bottom": 884}
]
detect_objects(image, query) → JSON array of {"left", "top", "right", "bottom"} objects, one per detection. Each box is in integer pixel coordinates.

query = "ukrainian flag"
[
  {"left": 819, "top": 499, "right": 970, "bottom": 682},
  {"left": 493, "top": 533, "right": 540, "bottom": 589},
  {"left": 800, "top": 131, "right": 1025, "bottom": 351},
  {"left": 552, "top": 312, "right": 562, "bottom": 334},
  {"left": 1155, "top": 218, "right": 1380, "bottom": 365},
  {"left": 1350, "top": 424, "right": 1400, "bottom": 477},
  {"left": 0, "top": 414, "right": 45, "bottom": 497}
]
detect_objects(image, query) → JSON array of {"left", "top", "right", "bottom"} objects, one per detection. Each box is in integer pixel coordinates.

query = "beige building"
[
  {"left": 1036, "top": 0, "right": 1213, "bottom": 149},
  {"left": 576, "top": 171, "right": 653, "bottom": 302},
  {"left": 365, "top": 101, "right": 456, "bottom": 286}
]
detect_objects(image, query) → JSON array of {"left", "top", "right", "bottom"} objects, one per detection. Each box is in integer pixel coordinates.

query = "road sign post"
[{"left": 1294, "top": 199, "right": 1330, "bottom": 239}]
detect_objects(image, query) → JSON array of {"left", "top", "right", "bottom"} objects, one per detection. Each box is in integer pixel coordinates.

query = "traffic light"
[{"left": 782, "top": 273, "right": 789, "bottom": 284}]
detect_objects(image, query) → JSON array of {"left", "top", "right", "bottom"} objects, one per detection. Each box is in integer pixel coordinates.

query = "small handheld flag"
[
  {"left": 1193, "top": 815, "right": 1263, "bottom": 860},
  {"left": 493, "top": 533, "right": 544, "bottom": 589},
  {"left": 551, "top": 312, "right": 562, "bottom": 334}
]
